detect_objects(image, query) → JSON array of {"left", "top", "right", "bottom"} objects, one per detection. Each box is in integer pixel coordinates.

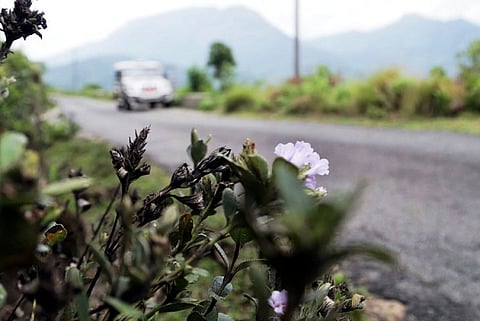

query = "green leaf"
[
  {"left": 245, "top": 155, "right": 269, "bottom": 182},
  {"left": 145, "top": 302, "right": 196, "bottom": 318},
  {"left": 75, "top": 290, "right": 90, "bottom": 321},
  {"left": 40, "top": 206, "right": 64, "bottom": 228},
  {"left": 185, "top": 273, "right": 199, "bottom": 284},
  {"left": 187, "top": 311, "right": 207, "bottom": 321},
  {"left": 213, "top": 243, "right": 230, "bottom": 269},
  {"left": 232, "top": 259, "right": 266, "bottom": 277},
  {"left": 0, "top": 131, "right": 27, "bottom": 172},
  {"left": 248, "top": 264, "right": 271, "bottom": 321},
  {"left": 0, "top": 283, "right": 6, "bottom": 308},
  {"left": 218, "top": 313, "right": 234, "bottom": 321},
  {"left": 191, "top": 267, "right": 209, "bottom": 278},
  {"left": 191, "top": 128, "right": 200, "bottom": 144},
  {"left": 104, "top": 296, "right": 144, "bottom": 319},
  {"left": 272, "top": 158, "right": 315, "bottom": 215},
  {"left": 65, "top": 267, "right": 90, "bottom": 321},
  {"left": 192, "top": 300, "right": 218, "bottom": 321},
  {"left": 177, "top": 213, "right": 193, "bottom": 251},
  {"left": 332, "top": 244, "right": 397, "bottom": 266},
  {"left": 65, "top": 266, "right": 83, "bottom": 291},
  {"left": 88, "top": 244, "right": 114, "bottom": 284},
  {"left": 42, "top": 177, "right": 93, "bottom": 196},
  {"left": 219, "top": 155, "right": 270, "bottom": 205},
  {"left": 230, "top": 214, "right": 253, "bottom": 246},
  {"left": 188, "top": 129, "right": 209, "bottom": 167},
  {"left": 190, "top": 141, "right": 208, "bottom": 165},
  {"left": 222, "top": 188, "right": 237, "bottom": 223}
]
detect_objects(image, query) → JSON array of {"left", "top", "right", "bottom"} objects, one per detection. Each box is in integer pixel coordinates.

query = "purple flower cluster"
[
  {"left": 268, "top": 289, "right": 288, "bottom": 318},
  {"left": 274, "top": 141, "right": 329, "bottom": 192}
]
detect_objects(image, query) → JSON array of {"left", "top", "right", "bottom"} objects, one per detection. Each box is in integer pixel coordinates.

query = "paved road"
[{"left": 57, "top": 95, "right": 480, "bottom": 321}]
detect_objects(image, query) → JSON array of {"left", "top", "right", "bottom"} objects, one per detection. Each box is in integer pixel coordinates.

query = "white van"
[{"left": 114, "top": 60, "right": 174, "bottom": 110}]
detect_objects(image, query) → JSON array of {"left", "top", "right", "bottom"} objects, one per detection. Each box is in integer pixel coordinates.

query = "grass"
[
  {"left": 231, "top": 110, "right": 480, "bottom": 135},
  {"left": 45, "top": 136, "right": 170, "bottom": 195}
]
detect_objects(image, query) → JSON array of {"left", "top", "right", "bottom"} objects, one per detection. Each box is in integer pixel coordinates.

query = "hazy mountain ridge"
[
  {"left": 307, "top": 14, "right": 480, "bottom": 77},
  {"left": 43, "top": 7, "right": 480, "bottom": 90}
]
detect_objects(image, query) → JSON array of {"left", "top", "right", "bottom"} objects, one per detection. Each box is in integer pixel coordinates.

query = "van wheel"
[{"left": 118, "top": 97, "right": 131, "bottom": 111}]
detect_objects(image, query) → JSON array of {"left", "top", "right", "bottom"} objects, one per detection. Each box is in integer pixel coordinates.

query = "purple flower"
[
  {"left": 274, "top": 141, "right": 329, "bottom": 191},
  {"left": 268, "top": 289, "right": 288, "bottom": 316}
]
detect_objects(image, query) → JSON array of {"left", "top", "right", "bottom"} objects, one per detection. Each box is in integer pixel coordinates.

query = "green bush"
[
  {"left": 222, "top": 87, "right": 258, "bottom": 113},
  {"left": 457, "top": 39, "right": 480, "bottom": 112},
  {"left": 285, "top": 94, "right": 321, "bottom": 115},
  {"left": 199, "top": 94, "right": 220, "bottom": 111},
  {"left": 187, "top": 65, "right": 212, "bottom": 92},
  {"left": 0, "top": 51, "right": 51, "bottom": 134}
]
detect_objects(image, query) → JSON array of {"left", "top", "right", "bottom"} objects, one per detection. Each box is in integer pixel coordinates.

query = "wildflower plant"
[
  {"left": 0, "top": 123, "right": 395, "bottom": 321},
  {"left": 0, "top": 1, "right": 394, "bottom": 321}
]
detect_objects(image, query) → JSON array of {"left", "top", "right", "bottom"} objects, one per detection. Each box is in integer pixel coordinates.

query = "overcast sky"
[{"left": 3, "top": 0, "right": 480, "bottom": 61}]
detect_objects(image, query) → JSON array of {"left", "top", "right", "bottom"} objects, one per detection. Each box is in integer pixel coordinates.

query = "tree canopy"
[{"left": 207, "top": 42, "right": 236, "bottom": 79}]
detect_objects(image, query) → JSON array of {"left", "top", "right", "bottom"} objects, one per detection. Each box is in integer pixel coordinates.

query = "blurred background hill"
[{"left": 41, "top": 6, "right": 480, "bottom": 91}]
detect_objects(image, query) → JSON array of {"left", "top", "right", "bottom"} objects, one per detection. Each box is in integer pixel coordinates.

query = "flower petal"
[
  {"left": 307, "top": 158, "right": 329, "bottom": 176},
  {"left": 274, "top": 142, "right": 295, "bottom": 161}
]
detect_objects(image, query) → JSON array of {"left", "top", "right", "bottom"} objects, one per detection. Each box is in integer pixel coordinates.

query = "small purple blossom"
[
  {"left": 268, "top": 289, "right": 288, "bottom": 316},
  {"left": 274, "top": 141, "right": 329, "bottom": 191}
]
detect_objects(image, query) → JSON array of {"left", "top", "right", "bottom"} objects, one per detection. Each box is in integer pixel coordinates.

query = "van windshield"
[{"left": 122, "top": 68, "right": 163, "bottom": 77}]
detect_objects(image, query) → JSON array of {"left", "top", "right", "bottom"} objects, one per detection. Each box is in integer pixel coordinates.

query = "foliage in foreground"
[
  {"left": 0, "top": 126, "right": 394, "bottom": 321},
  {"left": 0, "top": 2, "right": 395, "bottom": 320}
]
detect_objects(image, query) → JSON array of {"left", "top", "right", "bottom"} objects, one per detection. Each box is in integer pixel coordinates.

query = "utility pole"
[{"left": 294, "top": 0, "right": 300, "bottom": 80}]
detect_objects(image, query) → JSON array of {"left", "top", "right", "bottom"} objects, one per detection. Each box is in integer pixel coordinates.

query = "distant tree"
[
  {"left": 187, "top": 65, "right": 212, "bottom": 92},
  {"left": 429, "top": 66, "right": 447, "bottom": 79},
  {"left": 207, "top": 42, "right": 236, "bottom": 90},
  {"left": 457, "top": 40, "right": 480, "bottom": 111}
]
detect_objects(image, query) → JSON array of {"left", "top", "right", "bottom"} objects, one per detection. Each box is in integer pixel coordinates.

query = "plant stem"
[
  {"left": 78, "top": 184, "right": 120, "bottom": 268},
  {"left": 86, "top": 267, "right": 102, "bottom": 298},
  {"left": 0, "top": 39, "right": 13, "bottom": 62},
  {"left": 7, "top": 294, "right": 25, "bottom": 321}
]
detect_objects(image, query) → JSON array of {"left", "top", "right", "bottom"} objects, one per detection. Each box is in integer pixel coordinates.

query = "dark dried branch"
[{"left": 0, "top": 0, "right": 47, "bottom": 61}]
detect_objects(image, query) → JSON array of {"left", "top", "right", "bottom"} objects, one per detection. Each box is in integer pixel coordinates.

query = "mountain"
[
  {"left": 43, "top": 8, "right": 480, "bottom": 91},
  {"left": 44, "top": 6, "right": 342, "bottom": 90},
  {"left": 306, "top": 14, "right": 480, "bottom": 77}
]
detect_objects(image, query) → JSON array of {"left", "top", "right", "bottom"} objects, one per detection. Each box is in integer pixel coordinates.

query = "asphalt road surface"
[{"left": 56, "top": 95, "right": 480, "bottom": 321}]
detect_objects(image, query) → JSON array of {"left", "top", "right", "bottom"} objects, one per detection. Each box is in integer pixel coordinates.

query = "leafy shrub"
[
  {"left": 0, "top": 51, "right": 51, "bottom": 134},
  {"left": 222, "top": 86, "right": 257, "bottom": 113},
  {"left": 457, "top": 39, "right": 480, "bottom": 112},
  {"left": 42, "top": 117, "right": 79, "bottom": 143},
  {"left": 407, "top": 75, "right": 463, "bottom": 117},
  {"left": 285, "top": 94, "right": 321, "bottom": 115},
  {"left": 199, "top": 94, "right": 220, "bottom": 111},
  {"left": 187, "top": 65, "right": 212, "bottom": 92}
]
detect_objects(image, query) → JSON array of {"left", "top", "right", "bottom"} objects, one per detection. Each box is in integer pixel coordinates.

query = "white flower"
[{"left": 274, "top": 141, "right": 329, "bottom": 192}]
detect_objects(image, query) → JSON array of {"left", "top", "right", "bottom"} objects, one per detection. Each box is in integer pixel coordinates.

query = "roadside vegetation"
[
  {"left": 2, "top": 2, "right": 476, "bottom": 320},
  {"left": 1, "top": 5, "right": 388, "bottom": 321},
  {"left": 60, "top": 40, "right": 480, "bottom": 135},
  {"left": 174, "top": 41, "right": 480, "bottom": 135}
]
